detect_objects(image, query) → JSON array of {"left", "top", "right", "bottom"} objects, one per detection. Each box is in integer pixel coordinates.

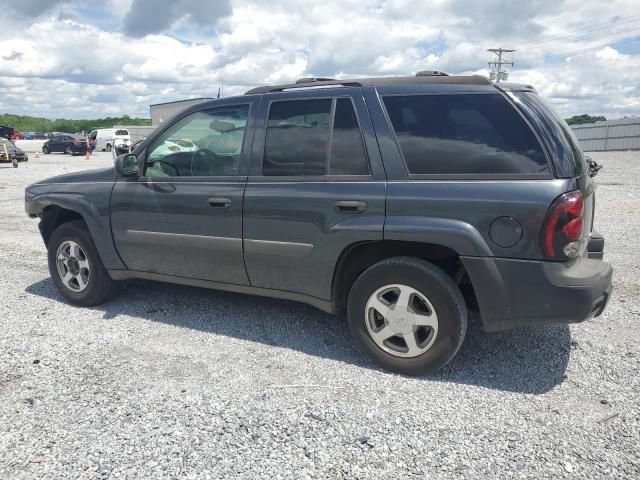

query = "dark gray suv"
[{"left": 25, "top": 73, "right": 612, "bottom": 375}]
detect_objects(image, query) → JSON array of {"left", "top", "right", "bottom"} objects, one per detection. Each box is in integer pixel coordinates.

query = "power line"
[
  {"left": 513, "top": 12, "right": 640, "bottom": 49},
  {"left": 516, "top": 26, "right": 640, "bottom": 62},
  {"left": 521, "top": 24, "right": 640, "bottom": 58}
]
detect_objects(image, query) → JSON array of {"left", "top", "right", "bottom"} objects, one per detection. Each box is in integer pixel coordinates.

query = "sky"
[{"left": 0, "top": 0, "right": 639, "bottom": 120}]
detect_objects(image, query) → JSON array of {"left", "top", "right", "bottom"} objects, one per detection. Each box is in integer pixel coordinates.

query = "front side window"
[
  {"left": 383, "top": 93, "right": 549, "bottom": 176},
  {"left": 145, "top": 105, "right": 249, "bottom": 177},
  {"left": 263, "top": 98, "right": 369, "bottom": 176}
]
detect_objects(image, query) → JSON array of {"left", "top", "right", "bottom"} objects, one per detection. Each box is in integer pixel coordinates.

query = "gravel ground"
[{"left": 0, "top": 151, "right": 638, "bottom": 479}]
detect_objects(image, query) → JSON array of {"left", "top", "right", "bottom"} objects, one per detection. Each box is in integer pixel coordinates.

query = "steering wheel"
[
  {"left": 151, "top": 159, "right": 180, "bottom": 176},
  {"left": 190, "top": 148, "right": 218, "bottom": 176}
]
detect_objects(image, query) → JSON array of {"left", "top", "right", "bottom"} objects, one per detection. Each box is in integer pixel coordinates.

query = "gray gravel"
[{"left": 0, "top": 151, "right": 638, "bottom": 479}]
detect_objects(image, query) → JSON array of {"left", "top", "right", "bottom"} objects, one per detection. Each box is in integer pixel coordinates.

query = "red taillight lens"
[{"left": 541, "top": 191, "right": 584, "bottom": 260}]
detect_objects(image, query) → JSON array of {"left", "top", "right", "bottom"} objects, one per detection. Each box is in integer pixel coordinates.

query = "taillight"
[{"left": 540, "top": 191, "right": 584, "bottom": 260}]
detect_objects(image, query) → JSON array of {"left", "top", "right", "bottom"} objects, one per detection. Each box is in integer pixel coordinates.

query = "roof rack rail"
[
  {"left": 245, "top": 80, "right": 362, "bottom": 94},
  {"left": 416, "top": 70, "right": 449, "bottom": 76},
  {"left": 295, "top": 77, "right": 336, "bottom": 84},
  {"left": 244, "top": 74, "right": 490, "bottom": 95}
]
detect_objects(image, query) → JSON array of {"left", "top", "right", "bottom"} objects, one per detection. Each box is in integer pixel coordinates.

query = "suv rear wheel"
[
  {"left": 347, "top": 257, "right": 467, "bottom": 375},
  {"left": 47, "top": 220, "right": 119, "bottom": 306}
]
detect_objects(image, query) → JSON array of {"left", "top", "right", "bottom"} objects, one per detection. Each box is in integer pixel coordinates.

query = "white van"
[{"left": 88, "top": 128, "right": 131, "bottom": 151}]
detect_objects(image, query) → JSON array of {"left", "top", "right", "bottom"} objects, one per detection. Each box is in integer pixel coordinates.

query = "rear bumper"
[
  {"left": 462, "top": 255, "right": 613, "bottom": 332},
  {"left": 68, "top": 145, "right": 88, "bottom": 154}
]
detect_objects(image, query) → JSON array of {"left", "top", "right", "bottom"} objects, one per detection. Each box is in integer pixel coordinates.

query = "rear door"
[
  {"left": 365, "top": 85, "right": 566, "bottom": 261},
  {"left": 110, "top": 98, "right": 258, "bottom": 285},
  {"left": 243, "top": 88, "right": 386, "bottom": 301}
]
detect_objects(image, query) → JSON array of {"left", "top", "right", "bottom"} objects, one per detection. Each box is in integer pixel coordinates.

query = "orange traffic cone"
[{"left": 35, "top": 151, "right": 40, "bottom": 160}]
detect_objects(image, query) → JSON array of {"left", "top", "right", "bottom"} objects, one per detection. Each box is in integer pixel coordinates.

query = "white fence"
[{"left": 571, "top": 118, "right": 640, "bottom": 151}]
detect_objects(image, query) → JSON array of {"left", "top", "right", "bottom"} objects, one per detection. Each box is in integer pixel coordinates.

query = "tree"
[
  {"left": 565, "top": 114, "right": 607, "bottom": 126},
  {"left": 0, "top": 113, "right": 151, "bottom": 133}
]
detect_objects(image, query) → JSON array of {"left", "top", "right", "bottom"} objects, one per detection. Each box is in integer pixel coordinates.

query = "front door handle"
[
  {"left": 335, "top": 200, "right": 367, "bottom": 214},
  {"left": 208, "top": 197, "right": 232, "bottom": 208}
]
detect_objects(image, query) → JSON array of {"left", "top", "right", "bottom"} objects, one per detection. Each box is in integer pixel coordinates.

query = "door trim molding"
[
  {"left": 244, "top": 239, "right": 314, "bottom": 257},
  {"left": 125, "top": 230, "right": 241, "bottom": 252}
]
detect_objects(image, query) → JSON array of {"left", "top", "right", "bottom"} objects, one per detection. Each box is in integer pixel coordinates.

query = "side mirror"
[{"left": 116, "top": 153, "right": 140, "bottom": 177}]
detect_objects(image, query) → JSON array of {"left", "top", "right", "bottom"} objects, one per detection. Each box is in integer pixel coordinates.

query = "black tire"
[
  {"left": 47, "top": 220, "right": 119, "bottom": 306},
  {"left": 65, "top": 145, "right": 72, "bottom": 155},
  {"left": 347, "top": 257, "right": 467, "bottom": 376},
  {"left": 42, "top": 146, "right": 49, "bottom": 154},
  {"left": 106, "top": 144, "right": 112, "bottom": 152}
]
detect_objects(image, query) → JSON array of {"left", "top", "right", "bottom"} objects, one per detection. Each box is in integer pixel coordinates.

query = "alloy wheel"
[
  {"left": 365, "top": 284, "right": 438, "bottom": 358},
  {"left": 55, "top": 240, "right": 91, "bottom": 292}
]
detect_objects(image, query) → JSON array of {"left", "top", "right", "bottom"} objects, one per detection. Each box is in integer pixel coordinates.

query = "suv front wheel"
[
  {"left": 347, "top": 257, "right": 467, "bottom": 375},
  {"left": 47, "top": 220, "right": 119, "bottom": 306}
]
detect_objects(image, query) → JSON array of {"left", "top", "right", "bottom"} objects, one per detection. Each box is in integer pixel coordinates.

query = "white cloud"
[{"left": 0, "top": 0, "right": 638, "bottom": 120}]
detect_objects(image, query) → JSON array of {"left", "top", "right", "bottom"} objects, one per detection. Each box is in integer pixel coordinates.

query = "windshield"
[{"left": 509, "top": 91, "right": 586, "bottom": 177}]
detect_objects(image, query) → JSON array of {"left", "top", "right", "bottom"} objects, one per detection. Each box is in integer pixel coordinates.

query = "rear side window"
[
  {"left": 382, "top": 94, "right": 549, "bottom": 176},
  {"left": 263, "top": 98, "right": 369, "bottom": 176},
  {"left": 115, "top": 129, "right": 129, "bottom": 136},
  {"left": 330, "top": 98, "right": 369, "bottom": 175}
]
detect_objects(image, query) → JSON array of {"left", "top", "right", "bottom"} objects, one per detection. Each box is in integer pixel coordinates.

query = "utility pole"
[{"left": 487, "top": 48, "right": 515, "bottom": 83}]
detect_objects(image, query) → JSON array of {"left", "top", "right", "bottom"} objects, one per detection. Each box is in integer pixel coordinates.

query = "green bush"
[{"left": 0, "top": 113, "right": 151, "bottom": 133}]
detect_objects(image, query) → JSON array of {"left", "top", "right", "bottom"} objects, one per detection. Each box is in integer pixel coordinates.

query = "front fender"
[{"left": 25, "top": 187, "right": 125, "bottom": 270}]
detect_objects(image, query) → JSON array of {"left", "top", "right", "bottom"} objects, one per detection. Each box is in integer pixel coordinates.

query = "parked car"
[
  {"left": 25, "top": 73, "right": 612, "bottom": 375},
  {"left": 42, "top": 134, "right": 92, "bottom": 155},
  {"left": 88, "top": 128, "right": 131, "bottom": 152},
  {"left": 0, "top": 125, "right": 14, "bottom": 140},
  {"left": 0, "top": 138, "right": 28, "bottom": 163},
  {"left": 112, "top": 137, "right": 133, "bottom": 156},
  {"left": 11, "top": 130, "right": 25, "bottom": 140},
  {"left": 24, "top": 132, "right": 48, "bottom": 140}
]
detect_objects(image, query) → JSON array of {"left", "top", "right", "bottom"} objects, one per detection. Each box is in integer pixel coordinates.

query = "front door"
[
  {"left": 110, "top": 100, "right": 257, "bottom": 285},
  {"left": 50, "top": 136, "right": 66, "bottom": 152},
  {"left": 243, "top": 89, "right": 387, "bottom": 301}
]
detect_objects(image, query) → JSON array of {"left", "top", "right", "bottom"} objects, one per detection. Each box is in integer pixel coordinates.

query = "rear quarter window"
[
  {"left": 509, "top": 91, "right": 586, "bottom": 178},
  {"left": 382, "top": 93, "right": 550, "bottom": 176}
]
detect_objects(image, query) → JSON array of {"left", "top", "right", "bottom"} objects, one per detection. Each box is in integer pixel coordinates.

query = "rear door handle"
[
  {"left": 335, "top": 200, "right": 367, "bottom": 213},
  {"left": 208, "top": 197, "right": 232, "bottom": 208}
]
